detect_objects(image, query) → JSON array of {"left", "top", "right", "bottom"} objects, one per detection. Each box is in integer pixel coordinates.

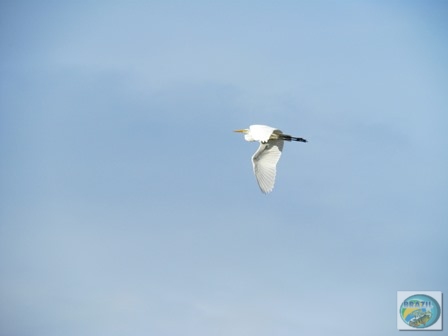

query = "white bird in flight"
[{"left": 234, "top": 124, "right": 307, "bottom": 194}]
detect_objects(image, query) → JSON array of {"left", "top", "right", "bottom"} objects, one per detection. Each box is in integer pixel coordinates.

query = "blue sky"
[{"left": 1, "top": 1, "right": 447, "bottom": 335}]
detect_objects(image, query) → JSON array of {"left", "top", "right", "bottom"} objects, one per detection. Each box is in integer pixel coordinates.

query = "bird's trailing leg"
[{"left": 281, "top": 135, "right": 307, "bottom": 142}]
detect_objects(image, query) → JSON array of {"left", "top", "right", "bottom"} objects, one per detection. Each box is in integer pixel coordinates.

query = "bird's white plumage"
[
  {"left": 248, "top": 124, "right": 277, "bottom": 142},
  {"left": 234, "top": 124, "right": 306, "bottom": 194},
  {"left": 252, "top": 139, "right": 284, "bottom": 193}
]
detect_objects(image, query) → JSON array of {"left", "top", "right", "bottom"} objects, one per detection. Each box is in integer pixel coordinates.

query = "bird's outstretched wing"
[{"left": 251, "top": 139, "right": 284, "bottom": 194}]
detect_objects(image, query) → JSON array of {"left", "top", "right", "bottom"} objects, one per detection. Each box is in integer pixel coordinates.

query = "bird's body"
[{"left": 234, "top": 125, "right": 307, "bottom": 194}]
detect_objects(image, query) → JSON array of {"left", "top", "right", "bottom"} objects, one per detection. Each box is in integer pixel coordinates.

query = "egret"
[{"left": 234, "top": 125, "right": 307, "bottom": 194}]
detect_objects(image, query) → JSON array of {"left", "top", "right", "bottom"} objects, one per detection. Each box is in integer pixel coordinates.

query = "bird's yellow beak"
[{"left": 233, "top": 129, "right": 246, "bottom": 133}]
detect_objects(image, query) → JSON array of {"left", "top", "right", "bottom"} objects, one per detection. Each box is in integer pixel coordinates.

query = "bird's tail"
[{"left": 281, "top": 135, "right": 307, "bottom": 142}]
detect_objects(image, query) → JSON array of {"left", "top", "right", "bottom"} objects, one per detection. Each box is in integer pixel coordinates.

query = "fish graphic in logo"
[{"left": 399, "top": 294, "right": 441, "bottom": 328}]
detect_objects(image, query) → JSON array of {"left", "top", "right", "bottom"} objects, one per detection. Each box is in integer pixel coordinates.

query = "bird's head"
[{"left": 234, "top": 128, "right": 253, "bottom": 142}]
